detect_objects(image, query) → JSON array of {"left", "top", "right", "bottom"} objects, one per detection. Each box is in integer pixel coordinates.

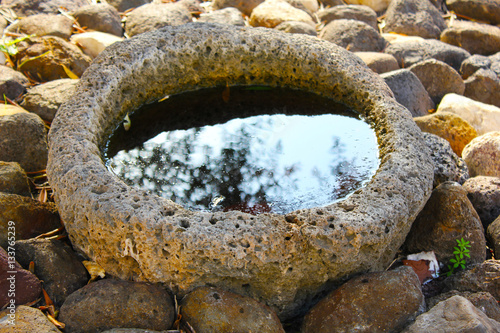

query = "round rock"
[
  {"left": 446, "top": 0, "right": 500, "bottom": 26},
  {"left": 441, "top": 20, "right": 500, "bottom": 56},
  {"left": 197, "top": 7, "right": 246, "bottom": 26},
  {"left": 0, "top": 65, "right": 29, "bottom": 101},
  {"left": 125, "top": 3, "right": 192, "bottom": 37},
  {"left": 47, "top": 23, "right": 434, "bottom": 319},
  {"left": 249, "top": 0, "right": 315, "bottom": 28},
  {"left": 463, "top": 68, "right": 500, "bottom": 108},
  {"left": 5, "top": 14, "right": 73, "bottom": 39},
  {"left": 460, "top": 54, "right": 492, "bottom": 79},
  {"left": 0, "top": 161, "right": 32, "bottom": 197},
  {"left": 319, "top": 19, "right": 387, "bottom": 52},
  {"left": 463, "top": 176, "right": 500, "bottom": 228},
  {"left": 354, "top": 52, "right": 400, "bottom": 74},
  {"left": 316, "top": 4, "right": 378, "bottom": 30},
  {"left": 462, "top": 132, "right": 500, "bottom": 177},
  {"left": 73, "top": 3, "right": 123, "bottom": 36},
  {"left": 212, "top": 0, "right": 265, "bottom": 16}
]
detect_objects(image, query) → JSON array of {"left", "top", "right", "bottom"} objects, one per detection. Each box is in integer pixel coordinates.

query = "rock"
[
  {"left": 249, "top": 0, "right": 315, "bottom": 28},
  {"left": 427, "top": 291, "right": 500, "bottom": 322},
  {"left": 381, "top": 69, "right": 434, "bottom": 117},
  {"left": 101, "top": 330, "right": 165, "bottom": 333},
  {"left": 463, "top": 176, "right": 500, "bottom": 228},
  {"left": 302, "top": 266, "right": 424, "bottom": 333},
  {"left": 0, "top": 305, "right": 62, "bottom": 333},
  {"left": 73, "top": 3, "right": 123, "bottom": 37},
  {"left": 408, "top": 59, "right": 465, "bottom": 105},
  {"left": 487, "top": 216, "right": 500, "bottom": 259},
  {"left": 275, "top": 20, "right": 317, "bottom": 36},
  {"left": 384, "top": 38, "right": 471, "bottom": 71},
  {"left": 125, "top": 3, "right": 192, "bottom": 37},
  {"left": 446, "top": 0, "right": 500, "bottom": 26},
  {"left": 414, "top": 112, "right": 477, "bottom": 156},
  {"left": 20, "top": 78, "right": 79, "bottom": 122},
  {"left": 0, "top": 162, "right": 31, "bottom": 197},
  {"left": 0, "top": 193, "right": 61, "bottom": 249},
  {"left": 320, "top": 0, "right": 345, "bottom": 7},
  {"left": 58, "top": 279, "right": 175, "bottom": 332},
  {"left": 282, "top": 0, "right": 319, "bottom": 15},
  {"left": 212, "top": 0, "right": 265, "bottom": 16},
  {"left": 383, "top": 0, "right": 446, "bottom": 39},
  {"left": 176, "top": 0, "right": 205, "bottom": 14},
  {"left": 343, "top": 0, "right": 392, "bottom": 12},
  {"left": 0, "top": 247, "right": 42, "bottom": 308},
  {"left": 180, "top": 286, "right": 285, "bottom": 333},
  {"left": 462, "top": 132, "right": 500, "bottom": 177},
  {"left": 404, "top": 181, "right": 486, "bottom": 266},
  {"left": 5, "top": 14, "right": 73, "bottom": 39},
  {"left": 106, "top": 0, "right": 149, "bottom": 12},
  {"left": 444, "top": 260, "right": 500, "bottom": 300},
  {"left": 463, "top": 69, "right": 500, "bottom": 108},
  {"left": 319, "top": 19, "right": 387, "bottom": 52},
  {"left": 1, "top": 0, "right": 88, "bottom": 16},
  {"left": 0, "top": 112, "right": 48, "bottom": 172},
  {"left": 403, "top": 295, "right": 500, "bottom": 332},
  {"left": 441, "top": 20, "right": 500, "bottom": 56},
  {"left": 0, "top": 15, "right": 7, "bottom": 34},
  {"left": 13, "top": 36, "right": 91, "bottom": 82},
  {"left": 0, "top": 65, "right": 29, "bottom": 101},
  {"left": 354, "top": 52, "right": 399, "bottom": 74},
  {"left": 422, "top": 133, "right": 469, "bottom": 188},
  {"left": 15, "top": 239, "right": 89, "bottom": 307},
  {"left": 71, "top": 31, "right": 124, "bottom": 59},
  {"left": 382, "top": 32, "right": 425, "bottom": 44},
  {"left": 437, "top": 93, "right": 500, "bottom": 135},
  {"left": 47, "top": 23, "right": 434, "bottom": 320},
  {"left": 460, "top": 54, "right": 492, "bottom": 79},
  {"left": 316, "top": 5, "right": 378, "bottom": 30},
  {"left": 197, "top": 7, "right": 245, "bottom": 26}
]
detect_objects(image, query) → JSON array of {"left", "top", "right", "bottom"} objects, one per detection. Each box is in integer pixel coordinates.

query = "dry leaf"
[
  {"left": 61, "top": 64, "right": 79, "bottom": 79},
  {"left": 82, "top": 260, "right": 106, "bottom": 282}
]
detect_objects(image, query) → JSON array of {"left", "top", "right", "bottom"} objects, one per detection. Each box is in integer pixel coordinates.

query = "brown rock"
[
  {"left": 302, "top": 266, "right": 424, "bottom": 333},
  {"left": 441, "top": 20, "right": 500, "bottom": 56},
  {"left": 487, "top": 216, "right": 500, "bottom": 259},
  {"left": 404, "top": 181, "right": 486, "bottom": 267},
  {"left": 446, "top": 0, "right": 500, "bottom": 26},
  {"left": 463, "top": 176, "right": 500, "bottom": 228},
  {"left": 125, "top": 3, "right": 192, "bottom": 37},
  {"left": 319, "top": 19, "right": 387, "bottom": 52},
  {"left": 414, "top": 111, "right": 477, "bottom": 156},
  {"left": 58, "top": 279, "right": 175, "bottom": 332},
  {"left": 462, "top": 132, "right": 500, "bottom": 177},
  {"left": 0, "top": 65, "right": 29, "bottom": 101},
  {"left": 463, "top": 69, "right": 500, "bottom": 108},
  {"left": 6, "top": 14, "right": 73, "bottom": 39},
  {"left": 316, "top": 5, "right": 379, "bottom": 30},
  {"left": 73, "top": 4, "right": 123, "bottom": 36},
  {"left": 180, "top": 286, "right": 285, "bottom": 333},
  {"left": 249, "top": 0, "right": 315, "bottom": 28},
  {"left": 0, "top": 193, "right": 61, "bottom": 249},
  {"left": 354, "top": 52, "right": 399, "bottom": 74},
  {"left": 212, "top": 0, "right": 265, "bottom": 16},
  {"left": 0, "top": 162, "right": 32, "bottom": 197},
  {"left": 1, "top": 0, "right": 88, "bottom": 16},
  {"left": 106, "top": 0, "right": 149, "bottom": 12},
  {"left": 444, "top": 260, "right": 500, "bottom": 300},
  {"left": 0, "top": 305, "right": 62, "bottom": 333}
]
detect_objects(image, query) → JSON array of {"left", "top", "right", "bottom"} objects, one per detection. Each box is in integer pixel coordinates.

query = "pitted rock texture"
[{"left": 47, "top": 23, "right": 434, "bottom": 320}]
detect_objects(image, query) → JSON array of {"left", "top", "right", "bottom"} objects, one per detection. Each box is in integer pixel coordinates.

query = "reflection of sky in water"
[{"left": 107, "top": 114, "right": 379, "bottom": 214}]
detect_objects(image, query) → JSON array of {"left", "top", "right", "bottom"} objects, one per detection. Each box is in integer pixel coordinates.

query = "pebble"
[
  {"left": 354, "top": 51, "right": 399, "bottom": 73},
  {"left": 59, "top": 279, "right": 176, "bottom": 332},
  {"left": 319, "top": 19, "right": 387, "bottom": 52},
  {"left": 404, "top": 181, "right": 486, "bottom": 266},
  {"left": 6, "top": 14, "right": 73, "bottom": 40},
  {"left": 70, "top": 31, "right": 124, "bottom": 59},
  {"left": 180, "top": 286, "right": 285, "bottom": 332},
  {"left": 249, "top": 0, "right": 315, "bottom": 28},
  {"left": 275, "top": 20, "right": 317, "bottom": 36},
  {"left": 414, "top": 111, "right": 477, "bottom": 156},
  {"left": 73, "top": 3, "right": 123, "bottom": 37},
  {"left": 0, "top": 305, "right": 61, "bottom": 333},
  {"left": 316, "top": 4, "right": 378, "bottom": 30},
  {"left": 0, "top": 161, "right": 32, "bottom": 197},
  {"left": 212, "top": 0, "right": 264, "bottom": 16},
  {"left": 441, "top": 20, "right": 500, "bottom": 56},
  {"left": 0, "top": 65, "right": 29, "bottom": 101},
  {"left": 197, "top": 7, "right": 246, "bottom": 26},
  {"left": 125, "top": 3, "right": 192, "bottom": 37},
  {"left": 462, "top": 176, "right": 500, "bottom": 228},
  {"left": 302, "top": 266, "right": 424, "bottom": 333},
  {"left": 462, "top": 132, "right": 500, "bottom": 177}
]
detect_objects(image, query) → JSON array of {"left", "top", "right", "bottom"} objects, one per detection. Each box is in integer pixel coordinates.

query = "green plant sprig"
[
  {"left": 0, "top": 34, "right": 34, "bottom": 56},
  {"left": 446, "top": 237, "right": 471, "bottom": 277}
]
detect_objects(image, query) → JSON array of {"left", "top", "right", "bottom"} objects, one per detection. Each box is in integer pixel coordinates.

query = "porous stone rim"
[{"left": 47, "top": 23, "right": 433, "bottom": 319}]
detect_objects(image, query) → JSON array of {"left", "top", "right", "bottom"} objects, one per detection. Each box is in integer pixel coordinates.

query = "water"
[{"left": 104, "top": 86, "right": 379, "bottom": 215}]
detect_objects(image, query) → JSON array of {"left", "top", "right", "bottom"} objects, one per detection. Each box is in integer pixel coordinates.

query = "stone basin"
[{"left": 47, "top": 23, "right": 434, "bottom": 319}]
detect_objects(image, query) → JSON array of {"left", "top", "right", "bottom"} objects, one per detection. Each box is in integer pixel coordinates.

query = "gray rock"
[
  {"left": 302, "top": 266, "right": 424, "bottom": 333},
  {"left": 125, "top": 3, "right": 192, "bottom": 37},
  {"left": 381, "top": 69, "right": 434, "bottom": 117},
  {"left": 180, "top": 286, "right": 285, "bottom": 333},
  {"left": 404, "top": 181, "right": 486, "bottom": 266},
  {"left": 487, "top": 216, "right": 500, "bottom": 259},
  {"left": 6, "top": 13, "right": 73, "bottom": 39},
  {"left": 464, "top": 69, "right": 500, "bottom": 108},
  {"left": 403, "top": 295, "right": 500, "bottom": 332},
  {"left": 15, "top": 239, "right": 89, "bottom": 307},
  {"left": 0, "top": 0, "right": 88, "bottom": 16},
  {"left": 176, "top": 0, "right": 205, "bottom": 14},
  {"left": 354, "top": 51, "right": 400, "bottom": 74},
  {"left": 0, "top": 66, "right": 29, "bottom": 101},
  {"left": 409, "top": 58, "right": 464, "bottom": 104},
  {"left": 316, "top": 4, "right": 378, "bottom": 30},
  {"left": 463, "top": 132, "right": 500, "bottom": 177},
  {"left": 212, "top": 0, "right": 265, "bottom": 16},
  {"left": 446, "top": 0, "right": 500, "bottom": 26},
  {"left": 0, "top": 193, "right": 61, "bottom": 249},
  {"left": 385, "top": 38, "right": 471, "bottom": 70},
  {"left": 275, "top": 20, "right": 317, "bottom": 36},
  {"left": 319, "top": 0, "right": 345, "bottom": 7},
  {"left": 427, "top": 291, "right": 500, "bottom": 322},
  {"left": 0, "top": 112, "right": 48, "bottom": 172},
  {"left": 73, "top": 4, "right": 123, "bottom": 36},
  {"left": 0, "top": 305, "right": 61, "bottom": 333},
  {"left": 319, "top": 19, "right": 387, "bottom": 52},
  {"left": 13, "top": 36, "right": 91, "bottom": 82},
  {"left": 59, "top": 279, "right": 175, "bottom": 333},
  {"left": 463, "top": 176, "right": 500, "bottom": 229},
  {"left": 422, "top": 133, "right": 469, "bottom": 188},
  {"left": 21, "top": 78, "right": 79, "bottom": 122},
  {"left": 197, "top": 7, "right": 245, "bottom": 26},
  {"left": 106, "top": 0, "right": 149, "bottom": 12},
  {"left": 384, "top": 0, "right": 446, "bottom": 39},
  {"left": 441, "top": 20, "right": 500, "bottom": 56},
  {"left": 444, "top": 260, "right": 500, "bottom": 301},
  {"left": 47, "top": 23, "right": 434, "bottom": 320},
  {"left": 0, "top": 161, "right": 31, "bottom": 197},
  {"left": 460, "top": 54, "right": 492, "bottom": 79}
]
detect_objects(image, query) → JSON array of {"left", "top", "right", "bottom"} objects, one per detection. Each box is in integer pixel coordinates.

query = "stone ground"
[{"left": 0, "top": 0, "right": 500, "bottom": 332}]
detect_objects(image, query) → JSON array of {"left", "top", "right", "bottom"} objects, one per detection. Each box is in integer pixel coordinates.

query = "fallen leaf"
[
  {"left": 61, "top": 64, "right": 79, "bottom": 79},
  {"left": 82, "top": 260, "right": 106, "bottom": 282}
]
